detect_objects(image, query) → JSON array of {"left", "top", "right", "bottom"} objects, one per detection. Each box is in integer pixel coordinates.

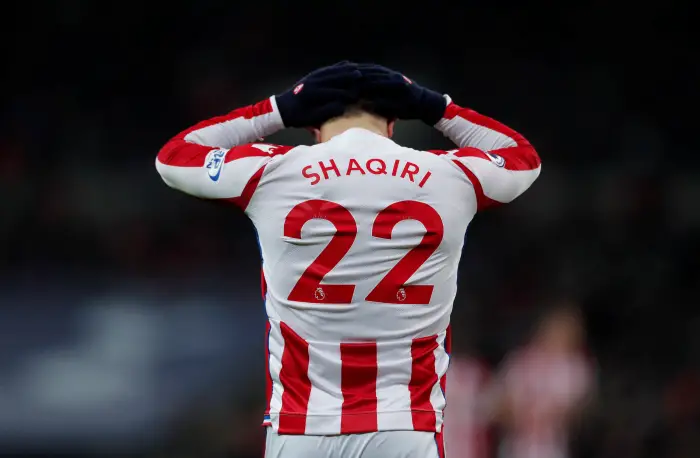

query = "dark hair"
[
  {"left": 310, "top": 100, "right": 390, "bottom": 132},
  {"left": 342, "top": 99, "right": 389, "bottom": 120}
]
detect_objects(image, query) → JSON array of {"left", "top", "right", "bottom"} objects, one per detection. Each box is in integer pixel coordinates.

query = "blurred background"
[{"left": 2, "top": 1, "right": 698, "bottom": 457}]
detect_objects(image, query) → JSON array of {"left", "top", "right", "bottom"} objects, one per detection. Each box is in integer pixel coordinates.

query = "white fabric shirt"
[{"left": 156, "top": 95, "right": 541, "bottom": 436}]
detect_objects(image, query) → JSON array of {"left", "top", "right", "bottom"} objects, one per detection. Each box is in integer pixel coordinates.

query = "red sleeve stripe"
[
  {"left": 251, "top": 98, "right": 275, "bottom": 117},
  {"left": 452, "top": 160, "right": 500, "bottom": 211},
  {"left": 227, "top": 164, "right": 266, "bottom": 211},
  {"left": 179, "top": 98, "right": 275, "bottom": 141},
  {"left": 490, "top": 145, "right": 541, "bottom": 170},
  {"left": 157, "top": 141, "right": 212, "bottom": 167},
  {"left": 278, "top": 322, "right": 312, "bottom": 434},
  {"left": 340, "top": 342, "right": 379, "bottom": 434}
]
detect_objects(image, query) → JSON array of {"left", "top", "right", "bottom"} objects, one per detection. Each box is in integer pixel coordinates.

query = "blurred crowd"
[{"left": 2, "top": 1, "right": 699, "bottom": 457}]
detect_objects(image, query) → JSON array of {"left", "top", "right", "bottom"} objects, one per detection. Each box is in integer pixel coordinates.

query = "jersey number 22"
[{"left": 283, "top": 199, "right": 444, "bottom": 305}]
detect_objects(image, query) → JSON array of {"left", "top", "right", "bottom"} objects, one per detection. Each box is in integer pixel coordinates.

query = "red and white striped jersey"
[{"left": 156, "top": 96, "right": 541, "bottom": 436}]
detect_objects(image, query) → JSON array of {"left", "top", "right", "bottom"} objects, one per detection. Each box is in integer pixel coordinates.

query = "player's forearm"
[
  {"left": 435, "top": 99, "right": 541, "bottom": 170},
  {"left": 157, "top": 97, "right": 284, "bottom": 167},
  {"left": 439, "top": 100, "right": 541, "bottom": 209},
  {"left": 155, "top": 98, "right": 284, "bottom": 199}
]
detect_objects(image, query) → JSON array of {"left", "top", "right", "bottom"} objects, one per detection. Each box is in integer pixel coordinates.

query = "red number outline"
[
  {"left": 284, "top": 199, "right": 357, "bottom": 303},
  {"left": 366, "top": 201, "right": 444, "bottom": 304},
  {"left": 285, "top": 200, "right": 443, "bottom": 305}
]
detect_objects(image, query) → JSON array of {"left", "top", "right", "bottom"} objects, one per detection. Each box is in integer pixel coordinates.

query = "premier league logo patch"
[
  {"left": 486, "top": 152, "right": 505, "bottom": 167},
  {"left": 205, "top": 149, "right": 227, "bottom": 181}
]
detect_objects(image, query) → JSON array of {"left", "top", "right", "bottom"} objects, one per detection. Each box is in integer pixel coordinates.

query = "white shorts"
[{"left": 265, "top": 429, "right": 445, "bottom": 458}]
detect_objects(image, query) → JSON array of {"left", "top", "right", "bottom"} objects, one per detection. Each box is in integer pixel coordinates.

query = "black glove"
[
  {"left": 275, "top": 61, "right": 362, "bottom": 128},
  {"left": 359, "top": 63, "right": 447, "bottom": 125}
]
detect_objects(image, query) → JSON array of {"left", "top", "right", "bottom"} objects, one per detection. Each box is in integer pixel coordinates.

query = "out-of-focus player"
[
  {"left": 443, "top": 342, "right": 493, "bottom": 458},
  {"left": 491, "top": 306, "right": 594, "bottom": 458},
  {"left": 156, "top": 62, "right": 541, "bottom": 458}
]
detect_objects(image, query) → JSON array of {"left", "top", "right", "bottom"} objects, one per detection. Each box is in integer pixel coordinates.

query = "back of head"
[
  {"left": 534, "top": 304, "right": 585, "bottom": 353},
  {"left": 317, "top": 102, "right": 392, "bottom": 143}
]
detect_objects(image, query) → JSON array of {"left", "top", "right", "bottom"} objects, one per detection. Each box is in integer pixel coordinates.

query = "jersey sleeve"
[
  {"left": 155, "top": 97, "right": 292, "bottom": 210},
  {"left": 432, "top": 97, "right": 541, "bottom": 211}
]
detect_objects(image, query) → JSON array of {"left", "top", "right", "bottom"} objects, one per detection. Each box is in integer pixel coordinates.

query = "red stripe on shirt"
[
  {"left": 452, "top": 160, "right": 499, "bottom": 211},
  {"left": 453, "top": 147, "right": 490, "bottom": 160},
  {"left": 435, "top": 431, "right": 446, "bottom": 458},
  {"left": 228, "top": 164, "right": 265, "bottom": 211},
  {"left": 340, "top": 341, "right": 379, "bottom": 434},
  {"left": 278, "top": 322, "right": 312, "bottom": 434},
  {"left": 261, "top": 268, "right": 267, "bottom": 300},
  {"left": 157, "top": 141, "right": 213, "bottom": 167},
  {"left": 489, "top": 145, "right": 541, "bottom": 171},
  {"left": 250, "top": 98, "right": 274, "bottom": 118},
  {"left": 264, "top": 321, "right": 273, "bottom": 419},
  {"left": 410, "top": 334, "right": 439, "bottom": 431}
]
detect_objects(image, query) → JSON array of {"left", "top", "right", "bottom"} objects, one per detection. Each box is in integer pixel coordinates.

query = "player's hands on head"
[
  {"left": 275, "top": 61, "right": 362, "bottom": 128},
  {"left": 358, "top": 64, "right": 447, "bottom": 126}
]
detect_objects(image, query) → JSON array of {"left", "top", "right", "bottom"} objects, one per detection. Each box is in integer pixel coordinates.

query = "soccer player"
[
  {"left": 491, "top": 306, "right": 594, "bottom": 458},
  {"left": 156, "top": 62, "right": 541, "bottom": 458},
  {"left": 443, "top": 347, "right": 493, "bottom": 458}
]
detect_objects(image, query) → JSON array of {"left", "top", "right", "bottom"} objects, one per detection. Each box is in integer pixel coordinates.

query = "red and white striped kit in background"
[
  {"left": 444, "top": 357, "right": 493, "bottom": 458},
  {"left": 496, "top": 348, "right": 593, "bottom": 458},
  {"left": 156, "top": 95, "right": 541, "bottom": 445}
]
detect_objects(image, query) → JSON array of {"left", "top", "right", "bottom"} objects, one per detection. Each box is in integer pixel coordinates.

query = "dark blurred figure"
[
  {"left": 642, "top": 371, "right": 700, "bottom": 458},
  {"left": 492, "top": 305, "right": 594, "bottom": 458}
]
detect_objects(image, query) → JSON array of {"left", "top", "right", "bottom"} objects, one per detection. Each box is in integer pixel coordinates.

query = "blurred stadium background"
[{"left": 2, "top": 1, "right": 698, "bottom": 457}]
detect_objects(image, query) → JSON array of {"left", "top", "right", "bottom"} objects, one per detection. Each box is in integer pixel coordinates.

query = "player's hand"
[
  {"left": 275, "top": 61, "right": 362, "bottom": 128},
  {"left": 359, "top": 63, "right": 447, "bottom": 126}
]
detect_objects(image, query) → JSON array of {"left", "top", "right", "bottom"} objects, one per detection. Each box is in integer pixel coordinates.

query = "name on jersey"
[{"left": 301, "top": 158, "right": 432, "bottom": 187}]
